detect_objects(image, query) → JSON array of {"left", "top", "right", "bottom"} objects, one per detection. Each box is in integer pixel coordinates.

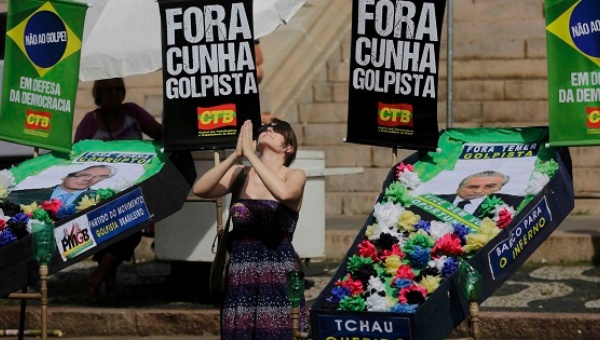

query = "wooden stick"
[{"left": 214, "top": 151, "right": 223, "bottom": 233}]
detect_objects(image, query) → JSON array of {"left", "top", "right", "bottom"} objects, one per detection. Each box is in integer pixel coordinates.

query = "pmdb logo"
[
  {"left": 197, "top": 104, "right": 237, "bottom": 131},
  {"left": 587, "top": 107, "right": 600, "bottom": 128},
  {"left": 378, "top": 102, "right": 413, "bottom": 127},
  {"left": 59, "top": 220, "right": 93, "bottom": 259}
]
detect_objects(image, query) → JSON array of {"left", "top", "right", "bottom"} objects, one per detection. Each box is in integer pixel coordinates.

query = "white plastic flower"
[
  {"left": 428, "top": 255, "right": 448, "bottom": 271},
  {"left": 526, "top": 171, "right": 550, "bottom": 195},
  {"left": 112, "top": 178, "right": 135, "bottom": 192},
  {"left": 0, "top": 169, "right": 15, "bottom": 199},
  {"left": 367, "top": 275, "right": 386, "bottom": 292},
  {"left": 365, "top": 223, "right": 382, "bottom": 241},
  {"left": 26, "top": 218, "right": 45, "bottom": 234},
  {"left": 373, "top": 201, "right": 404, "bottom": 231},
  {"left": 429, "top": 220, "right": 454, "bottom": 241},
  {"left": 366, "top": 293, "right": 389, "bottom": 312},
  {"left": 398, "top": 169, "right": 421, "bottom": 190},
  {"left": 394, "top": 232, "right": 409, "bottom": 247},
  {"left": 380, "top": 228, "right": 404, "bottom": 241}
]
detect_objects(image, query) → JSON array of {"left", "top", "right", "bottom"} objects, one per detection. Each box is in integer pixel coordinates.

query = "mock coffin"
[
  {"left": 0, "top": 140, "right": 195, "bottom": 297},
  {"left": 310, "top": 127, "right": 574, "bottom": 340}
]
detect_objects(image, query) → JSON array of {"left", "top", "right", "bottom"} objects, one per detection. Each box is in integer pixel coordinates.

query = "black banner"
[
  {"left": 159, "top": 0, "right": 261, "bottom": 151},
  {"left": 346, "top": 0, "right": 447, "bottom": 151}
]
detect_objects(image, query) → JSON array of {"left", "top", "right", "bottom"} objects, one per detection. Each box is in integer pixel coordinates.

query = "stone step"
[
  {"left": 2, "top": 308, "right": 599, "bottom": 339},
  {"left": 134, "top": 214, "right": 600, "bottom": 264}
]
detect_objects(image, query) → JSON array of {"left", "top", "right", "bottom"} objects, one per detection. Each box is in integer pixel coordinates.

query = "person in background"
[
  {"left": 74, "top": 78, "right": 163, "bottom": 142},
  {"left": 255, "top": 40, "right": 264, "bottom": 84},
  {"left": 75, "top": 77, "right": 163, "bottom": 303},
  {"left": 192, "top": 119, "right": 309, "bottom": 339}
]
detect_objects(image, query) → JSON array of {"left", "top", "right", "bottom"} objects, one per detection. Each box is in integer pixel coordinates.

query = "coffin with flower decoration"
[
  {"left": 0, "top": 140, "right": 195, "bottom": 297},
  {"left": 310, "top": 127, "right": 574, "bottom": 340}
]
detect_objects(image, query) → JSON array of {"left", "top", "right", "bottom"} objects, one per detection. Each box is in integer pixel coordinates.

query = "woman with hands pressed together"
[{"left": 192, "top": 119, "right": 309, "bottom": 340}]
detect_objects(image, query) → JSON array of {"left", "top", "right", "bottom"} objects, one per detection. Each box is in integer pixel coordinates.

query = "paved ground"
[
  {"left": 41, "top": 257, "right": 337, "bottom": 309},
  {"left": 32, "top": 258, "right": 600, "bottom": 314},
  {"left": 2, "top": 215, "right": 600, "bottom": 339}
]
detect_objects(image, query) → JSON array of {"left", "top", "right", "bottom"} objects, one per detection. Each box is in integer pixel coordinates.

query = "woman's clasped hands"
[{"left": 236, "top": 120, "right": 257, "bottom": 159}]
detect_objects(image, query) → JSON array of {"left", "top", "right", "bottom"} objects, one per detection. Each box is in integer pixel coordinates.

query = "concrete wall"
[
  {"left": 257, "top": 0, "right": 600, "bottom": 217},
  {"left": 2, "top": 0, "right": 597, "bottom": 217}
]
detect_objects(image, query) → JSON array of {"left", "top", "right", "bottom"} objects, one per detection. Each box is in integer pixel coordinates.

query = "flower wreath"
[
  {"left": 0, "top": 169, "right": 135, "bottom": 248},
  {"left": 321, "top": 159, "right": 559, "bottom": 313}
]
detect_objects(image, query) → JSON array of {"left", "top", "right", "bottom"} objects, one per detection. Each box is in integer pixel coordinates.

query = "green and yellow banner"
[
  {"left": 0, "top": 0, "right": 87, "bottom": 152},
  {"left": 545, "top": 0, "right": 600, "bottom": 146}
]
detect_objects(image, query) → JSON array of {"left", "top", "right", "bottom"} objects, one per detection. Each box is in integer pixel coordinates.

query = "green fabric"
[
  {"left": 10, "top": 140, "right": 166, "bottom": 186},
  {"left": 414, "top": 127, "right": 550, "bottom": 182},
  {"left": 0, "top": 0, "right": 87, "bottom": 152},
  {"left": 545, "top": 0, "right": 600, "bottom": 146}
]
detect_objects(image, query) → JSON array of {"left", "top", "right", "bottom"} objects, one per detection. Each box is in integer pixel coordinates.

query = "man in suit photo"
[
  {"left": 437, "top": 170, "right": 523, "bottom": 218},
  {"left": 6, "top": 164, "right": 115, "bottom": 206}
]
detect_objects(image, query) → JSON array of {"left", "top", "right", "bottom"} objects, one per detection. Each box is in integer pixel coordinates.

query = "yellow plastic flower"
[
  {"left": 463, "top": 233, "right": 488, "bottom": 254},
  {"left": 480, "top": 217, "right": 499, "bottom": 233},
  {"left": 386, "top": 295, "right": 397, "bottom": 308},
  {"left": 20, "top": 202, "right": 39, "bottom": 215},
  {"left": 0, "top": 187, "right": 8, "bottom": 200},
  {"left": 463, "top": 219, "right": 501, "bottom": 254},
  {"left": 365, "top": 223, "right": 379, "bottom": 240},
  {"left": 420, "top": 275, "right": 442, "bottom": 294},
  {"left": 76, "top": 194, "right": 99, "bottom": 211},
  {"left": 384, "top": 255, "right": 403, "bottom": 275},
  {"left": 397, "top": 210, "right": 420, "bottom": 232}
]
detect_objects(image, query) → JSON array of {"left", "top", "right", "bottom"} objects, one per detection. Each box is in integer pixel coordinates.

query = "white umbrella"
[{"left": 78, "top": 0, "right": 305, "bottom": 82}]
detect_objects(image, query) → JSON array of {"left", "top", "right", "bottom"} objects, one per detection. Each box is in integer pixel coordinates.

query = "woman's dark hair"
[
  {"left": 92, "top": 78, "right": 126, "bottom": 106},
  {"left": 271, "top": 118, "right": 298, "bottom": 166}
]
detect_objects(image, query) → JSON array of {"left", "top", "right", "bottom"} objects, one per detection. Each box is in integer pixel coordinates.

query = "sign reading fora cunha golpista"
[
  {"left": 346, "top": 0, "right": 447, "bottom": 151},
  {"left": 159, "top": 0, "right": 261, "bottom": 152}
]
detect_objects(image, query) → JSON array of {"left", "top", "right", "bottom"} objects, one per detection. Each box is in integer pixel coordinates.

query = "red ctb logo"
[
  {"left": 378, "top": 103, "right": 413, "bottom": 127},
  {"left": 25, "top": 110, "right": 51, "bottom": 130},
  {"left": 586, "top": 107, "right": 600, "bottom": 128},
  {"left": 197, "top": 104, "right": 237, "bottom": 131}
]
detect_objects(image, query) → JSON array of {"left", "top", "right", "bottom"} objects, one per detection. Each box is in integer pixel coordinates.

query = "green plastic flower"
[
  {"left": 403, "top": 231, "right": 435, "bottom": 252},
  {"left": 32, "top": 208, "right": 52, "bottom": 224},
  {"left": 346, "top": 255, "right": 374, "bottom": 274},
  {"left": 384, "top": 181, "right": 412, "bottom": 207},
  {"left": 480, "top": 196, "right": 504, "bottom": 217},
  {"left": 338, "top": 295, "right": 366, "bottom": 311},
  {"left": 536, "top": 159, "right": 559, "bottom": 177},
  {"left": 95, "top": 188, "right": 116, "bottom": 202}
]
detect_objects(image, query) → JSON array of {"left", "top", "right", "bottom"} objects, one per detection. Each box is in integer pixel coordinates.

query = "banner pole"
[
  {"left": 392, "top": 146, "right": 398, "bottom": 166},
  {"left": 446, "top": 0, "right": 454, "bottom": 129},
  {"left": 214, "top": 151, "right": 223, "bottom": 236},
  {"left": 14, "top": 145, "right": 40, "bottom": 340}
]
